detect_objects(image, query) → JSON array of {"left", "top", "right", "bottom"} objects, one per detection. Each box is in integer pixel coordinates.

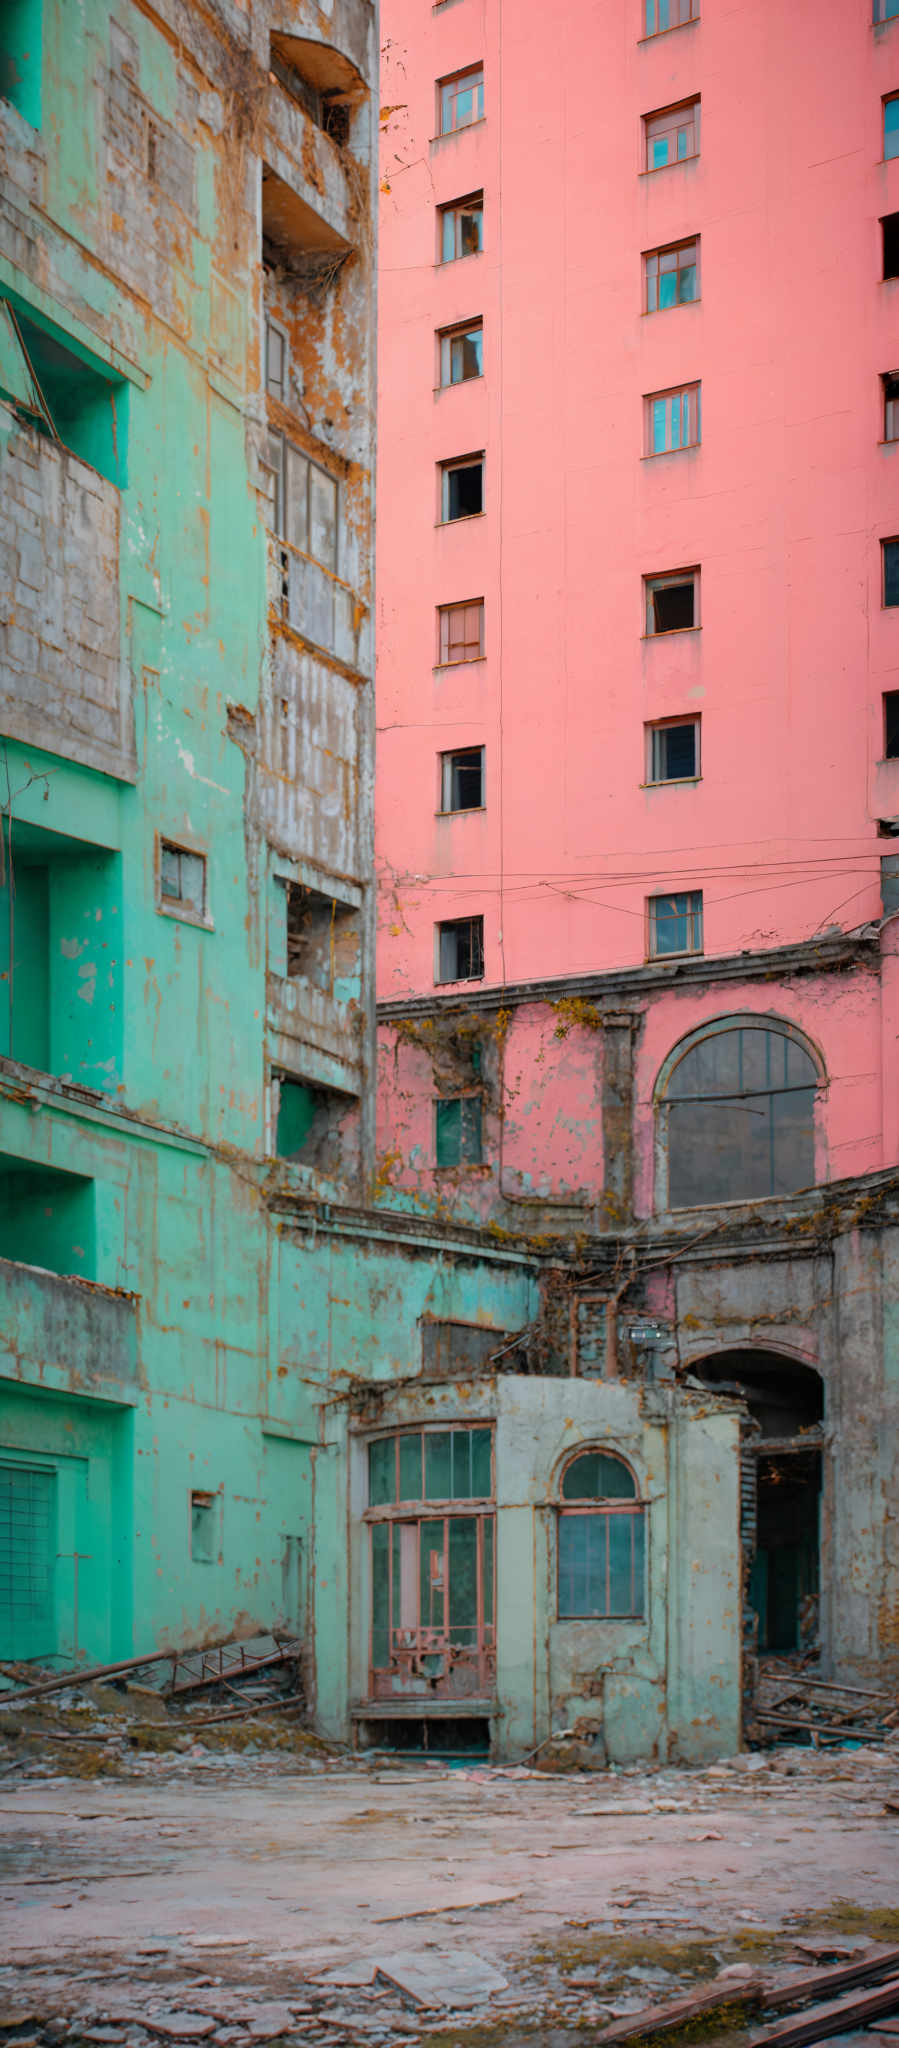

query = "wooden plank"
[
  {"left": 746, "top": 1974, "right": 899, "bottom": 2048},
  {"left": 590, "top": 1975, "right": 764, "bottom": 2045},
  {"left": 766, "top": 1951, "right": 899, "bottom": 2011}
]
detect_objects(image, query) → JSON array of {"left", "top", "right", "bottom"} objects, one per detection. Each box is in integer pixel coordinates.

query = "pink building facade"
[{"left": 370, "top": 0, "right": 899, "bottom": 1748}]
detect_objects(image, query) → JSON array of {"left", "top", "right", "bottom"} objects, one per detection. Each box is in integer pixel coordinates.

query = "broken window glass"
[
  {"left": 159, "top": 841, "right": 206, "bottom": 916},
  {"left": 885, "top": 691, "right": 899, "bottom": 757},
  {"left": 441, "top": 748, "right": 485, "bottom": 810},
  {"left": 440, "top": 194, "right": 484, "bottom": 262},
  {"left": 437, "top": 915, "right": 484, "bottom": 982},
  {"left": 884, "top": 538, "right": 899, "bottom": 607},
  {"left": 439, "top": 322, "right": 483, "bottom": 386},
  {"left": 664, "top": 1022, "right": 818, "bottom": 1208},
  {"left": 645, "top": 570, "right": 698, "bottom": 634},
  {"left": 442, "top": 457, "right": 484, "bottom": 521}
]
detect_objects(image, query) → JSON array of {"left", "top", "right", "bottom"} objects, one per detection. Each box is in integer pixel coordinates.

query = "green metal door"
[{"left": 0, "top": 1462, "right": 57, "bottom": 1660}]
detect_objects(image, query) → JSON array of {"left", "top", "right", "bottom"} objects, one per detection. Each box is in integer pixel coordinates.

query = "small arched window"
[
  {"left": 659, "top": 1019, "right": 819, "bottom": 1210},
  {"left": 558, "top": 1450, "right": 645, "bottom": 1620}
]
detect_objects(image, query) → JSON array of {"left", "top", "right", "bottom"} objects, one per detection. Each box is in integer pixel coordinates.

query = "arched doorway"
[{"left": 690, "top": 1350, "right": 824, "bottom": 1660}]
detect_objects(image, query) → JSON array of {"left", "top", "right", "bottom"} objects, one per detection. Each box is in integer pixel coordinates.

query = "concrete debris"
[{"left": 374, "top": 1949, "right": 509, "bottom": 2009}]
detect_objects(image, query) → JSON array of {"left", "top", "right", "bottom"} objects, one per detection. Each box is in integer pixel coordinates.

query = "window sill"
[
  {"left": 638, "top": 16, "right": 700, "bottom": 43},
  {"left": 433, "top": 1162, "right": 490, "bottom": 1175},
  {"left": 434, "top": 975, "right": 485, "bottom": 988},
  {"left": 435, "top": 374, "right": 485, "bottom": 395},
  {"left": 157, "top": 900, "right": 215, "bottom": 932},
  {"left": 641, "top": 626, "right": 700, "bottom": 640},
  {"left": 879, "top": 438, "right": 899, "bottom": 447},
  {"left": 641, "top": 300, "right": 701, "bottom": 317},
  {"left": 641, "top": 777, "right": 701, "bottom": 788},
  {"left": 641, "top": 446, "right": 701, "bottom": 460},
  {"left": 431, "top": 118, "right": 487, "bottom": 145},
  {"left": 437, "top": 512, "right": 486, "bottom": 526},
  {"left": 639, "top": 157, "right": 700, "bottom": 177},
  {"left": 433, "top": 656, "right": 487, "bottom": 671},
  {"left": 647, "top": 949, "right": 703, "bottom": 963},
  {"left": 437, "top": 252, "right": 484, "bottom": 269},
  {"left": 437, "top": 805, "right": 487, "bottom": 817}
]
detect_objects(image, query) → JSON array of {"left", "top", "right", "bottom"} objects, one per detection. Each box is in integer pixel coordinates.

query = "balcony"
[
  {"left": 269, "top": 532, "right": 365, "bottom": 673},
  {"left": 0, "top": 1253, "right": 139, "bottom": 1401},
  {"left": 267, "top": 971, "right": 363, "bottom": 1095},
  {"left": 0, "top": 420, "right": 133, "bottom": 780}
]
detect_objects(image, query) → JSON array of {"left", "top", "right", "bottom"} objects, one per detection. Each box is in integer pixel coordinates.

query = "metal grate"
[{"left": 0, "top": 1463, "right": 56, "bottom": 1656}]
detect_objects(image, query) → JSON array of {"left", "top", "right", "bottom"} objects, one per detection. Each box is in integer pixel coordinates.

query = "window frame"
[
  {"left": 884, "top": 372, "right": 899, "bottom": 442},
  {"left": 642, "top": 0, "right": 700, "bottom": 38},
  {"left": 156, "top": 834, "right": 212, "bottom": 930},
  {"left": 884, "top": 691, "right": 899, "bottom": 758},
  {"left": 438, "top": 66, "right": 485, "bottom": 137},
  {"left": 438, "top": 192, "right": 484, "bottom": 264},
  {"left": 647, "top": 890, "right": 703, "bottom": 960},
  {"left": 265, "top": 315, "right": 289, "bottom": 404},
  {"left": 437, "top": 599, "right": 485, "bottom": 665},
  {"left": 875, "top": 0, "right": 899, "bottom": 20},
  {"left": 654, "top": 1014, "right": 823, "bottom": 1215},
  {"left": 883, "top": 536, "right": 899, "bottom": 607},
  {"left": 645, "top": 718, "right": 700, "bottom": 786},
  {"left": 643, "top": 236, "right": 700, "bottom": 314},
  {"left": 438, "top": 318, "right": 484, "bottom": 388},
  {"left": 557, "top": 1448, "right": 647, "bottom": 1623},
  {"left": 885, "top": 92, "right": 899, "bottom": 160},
  {"left": 440, "top": 453, "right": 485, "bottom": 523},
  {"left": 439, "top": 746, "right": 485, "bottom": 813},
  {"left": 644, "top": 383, "right": 701, "bottom": 457},
  {"left": 266, "top": 429, "right": 339, "bottom": 576},
  {"left": 643, "top": 97, "right": 700, "bottom": 173},
  {"left": 435, "top": 914, "right": 485, "bottom": 984},
  {"left": 434, "top": 1093, "right": 484, "bottom": 1168},
  {"left": 644, "top": 566, "right": 700, "bottom": 635}
]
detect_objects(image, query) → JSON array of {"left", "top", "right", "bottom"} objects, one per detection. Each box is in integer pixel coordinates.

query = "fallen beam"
[
  {"left": 590, "top": 1974, "right": 764, "bottom": 2044},
  {"left": 746, "top": 1975, "right": 899, "bottom": 2048},
  {"left": 765, "top": 1948, "right": 899, "bottom": 2010},
  {"left": 0, "top": 1649, "right": 176, "bottom": 1703}
]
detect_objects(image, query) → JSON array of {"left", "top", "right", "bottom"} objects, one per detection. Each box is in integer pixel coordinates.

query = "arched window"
[
  {"left": 557, "top": 1450, "right": 645, "bottom": 1620},
  {"left": 658, "top": 1018, "right": 820, "bottom": 1210}
]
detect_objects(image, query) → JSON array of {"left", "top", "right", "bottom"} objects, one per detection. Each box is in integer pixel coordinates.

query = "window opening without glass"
[
  {"left": 441, "top": 747, "right": 484, "bottom": 812},
  {"left": 648, "top": 891, "right": 703, "bottom": 958},
  {"left": 884, "top": 692, "right": 899, "bottom": 758},
  {"left": 435, "top": 1095, "right": 483, "bottom": 1167},
  {"left": 660, "top": 1020, "right": 819, "bottom": 1209},
  {"left": 438, "top": 600, "right": 484, "bottom": 664},
  {"left": 558, "top": 1451, "right": 646, "bottom": 1620},
  {"left": 367, "top": 1427, "right": 495, "bottom": 1701},
  {"left": 647, "top": 721, "right": 699, "bottom": 783},
  {"left": 440, "top": 194, "right": 484, "bottom": 262},
  {"left": 644, "top": 238, "right": 699, "bottom": 312},
  {"left": 644, "top": 98, "right": 700, "bottom": 171},
  {"left": 439, "top": 67, "right": 484, "bottom": 135},
  {"left": 265, "top": 318, "right": 287, "bottom": 402},
  {"left": 436, "top": 915, "right": 484, "bottom": 983},
  {"left": 883, "top": 538, "right": 899, "bottom": 606},
  {"left": 266, "top": 430, "right": 340, "bottom": 650},
  {"left": 645, "top": 384, "right": 701, "bottom": 456},
  {"left": 645, "top": 568, "right": 698, "bottom": 634},
  {"left": 884, "top": 374, "right": 899, "bottom": 441},
  {"left": 882, "top": 213, "right": 899, "bottom": 278},
  {"left": 441, "top": 455, "right": 484, "bottom": 520},
  {"left": 439, "top": 320, "right": 483, "bottom": 386},
  {"left": 159, "top": 840, "right": 206, "bottom": 919},
  {"left": 644, "top": 0, "right": 699, "bottom": 35}
]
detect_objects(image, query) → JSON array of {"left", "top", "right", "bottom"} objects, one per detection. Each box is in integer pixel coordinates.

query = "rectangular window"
[
  {"left": 644, "top": 97, "right": 700, "bottom": 171},
  {"left": 886, "top": 94, "right": 899, "bottom": 159},
  {"left": 558, "top": 1509, "right": 645, "bottom": 1619},
  {"left": 883, "top": 213, "right": 899, "bottom": 278},
  {"left": 645, "top": 567, "right": 699, "bottom": 634},
  {"left": 441, "top": 454, "right": 484, "bottom": 521},
  {"left": 648, "top": 890, "right": 703, "bottom": 958},
  {"left": 266, "top": 433, "right": 338, "bottom": 572},
  {"left": 885, "top": 374, "right": 899, "bottom": 440},
  {"left": 884, "top": 538, "right": 899, "bottom": 606},
  {"left": 647, "top": 720, "right": 699, "bottom": 783},
  {"left": 439, "top": 66, "right": 484, "bottom": 135},
  {"left": 439, "top": 319, "right": 483, "bottom": 386},
  {"left": 644, "top": 0, "right": 699, "bottom": 33},
  {"left": 440, "top": 192, "right": 484, "bottom": 262},
  {"left": 435, "top": 1095, "right": 483, "bottom": 1167},
  {"left": 884, "top": 692, "right": 899, "bottom": 758},
  {"left": 875, "top": 0, "right": 899, "bottom": 19},
  {"left": 159, "top": 839, "right": 207, "bottom": 919},
  {"left": 265, "top": 317, "right": 287, "bottom": 402},
  {"left": 0, "top": 1463, "right": 56, "bottom": 1660},
  {"left": 644, "top": 237, "right": 699, "bottom": 312},
  {"left": 437, "top": 914, "right": 484, "bottom": 983},
  {"left": 645, "top": 383, "right": 701, "bottom": 456},
  {"left": 441, "top": 747, "right": 485, "bottom": 811},
  {"left": 438, "top": 599, "right": 484, "bottom": 664}
]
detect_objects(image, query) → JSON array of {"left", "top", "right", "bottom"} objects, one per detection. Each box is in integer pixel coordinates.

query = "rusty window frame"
[
  {"left": 647, "top": 890, "right": 703, "bottom": 958},
  {"left": 157, "top": 835, "right": 211, "bottom": 929},
  {"left": 643, "top": 97, "right": 700, "bottom": 172},
  {"left": 643, "top": 237, "right": 699, "bottom": 313},
  {"left": 365, "top": 1425, "right": 495, "bottom": 1513},
  {"left": 875, "top": 0, "right": 899, "bottom": 20},
  {"left": 439, "top": 192, "right": 484, "bottom": 263},
  {"left": 643, "top": 0, "right": 699, "bottom": 34},
  {"left": 265, "top": 316, "right": 288, "bottom": 403},
  {"left": 440, "top": 452, "right": 484, "bottom": 521},
  {"left": 644, "top": 382, "right": 701, "bottom": 456},
  {"left": 438, "top": 599, "right": 484, "bottom": 664},
  {"left": 439, "top": 746, "right": 485, "bottom": 812},
  {"left": 438, "top": 66, "right": 484, "bottom": 135},
  {"left": 644, "top": 567, "right": 699, "bottom": 634},
  {"left": 438, "top": 318, "right": 484, "bottom": 387},
  {"left": 557, "top": 1450, "right": 645, "bottom": 1621},
  {"left": 436, "top": 913, "right": 484, "bottom": 983}
]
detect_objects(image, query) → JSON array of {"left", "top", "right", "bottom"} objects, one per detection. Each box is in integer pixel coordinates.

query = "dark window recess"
[
  {"left": 444, "top": 461, "right": 483, "bottom": 520},
  {"left": 884, "top": 539, "right": 899, "bottom": 607},
  {"left": 275, "top": 1074, "right": 355, "bottom": 1172},
  {"left": 885, "top": 373, "right": 899, "bottom": 440},
  {"left": 442, "top": 748, "right": 484, "bottom": 811},
  {"left": 160, "top": 840, "right": 206, "bottom": 915},
  {"left": 361, "top": 1716, "right": 490, "bottom": 1755},
  {"left": 285, "top": 882, "right": 357, "bottom": 990},
  {"left": 190, "top": 1490, "right": 217, "bottom": 1564},
  {"left": 650, "top": 723, "right": 697, "bottom": 782},
  {"left": 421, "top": 1320, "right": 511, "bottom": 1378},
  {"left": 885, "top": 692, "right": 899, "bottom": 758},
  {"left": 665, "top": 1023, "right": 817, "bottom": 1208},
  {"left": 435, "top": 1095, "right": 483, "bottom": 1167},
  {"left": 647, "top": 574, "right": 696, "bottom": 632},
  {"left": 883, "top": 212, "right": 899, "bottom": 279},
  {"left": 437, "top": 915, "right": 484, "bottom": 982},
  {"left": 270, "top": 47, "right": 352, "bottom": 146}
]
